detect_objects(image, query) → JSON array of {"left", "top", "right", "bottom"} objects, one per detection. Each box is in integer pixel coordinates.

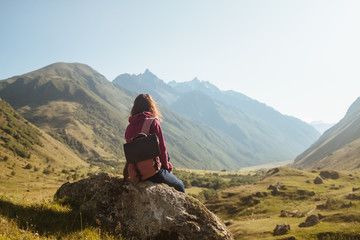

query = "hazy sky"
[{"left": 1, "top": 1, "right": 360, "bottom": 123}]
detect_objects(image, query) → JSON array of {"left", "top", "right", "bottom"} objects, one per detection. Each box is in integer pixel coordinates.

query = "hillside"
[
  {"left": 0, "top": 98, "right": 90, "bottom": 198},
  {"left": 113, "top": 70, "right": 320, "bottom": 162},
  {"left": 0, "top": 62, "right": 278, "bottom": 170},
  {"left": 0, "top": 63, "right": 131, "bottom": 169},
  {"left": 293, "top": 97, "right": 360, "bottom": 170}
]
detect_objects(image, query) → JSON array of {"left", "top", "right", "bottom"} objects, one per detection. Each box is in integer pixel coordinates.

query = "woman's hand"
[{"left": 168, "top": 162, "right": 173, "bottom": 173}]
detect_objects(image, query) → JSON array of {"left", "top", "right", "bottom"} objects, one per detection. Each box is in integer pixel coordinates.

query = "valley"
[{"left": 1, "top": 62, "right": 360, "bottom": 239}]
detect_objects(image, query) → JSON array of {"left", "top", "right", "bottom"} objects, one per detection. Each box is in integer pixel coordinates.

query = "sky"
[{"left": 1, "top": 0, "right": 360, "bottom": 124}]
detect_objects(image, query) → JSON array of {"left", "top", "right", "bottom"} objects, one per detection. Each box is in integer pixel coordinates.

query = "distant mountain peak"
[
  {"left": 144, "top": 68, "right": 152, "bottom": 74},
  {"left": 141, "top": 68, "right": 160, "bottom": 81},
  {"left": 191, "top": 77, "right": 200, "bottom": 83}
]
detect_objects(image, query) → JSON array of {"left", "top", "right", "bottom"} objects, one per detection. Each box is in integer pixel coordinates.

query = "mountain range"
[
  {"left": 0, "top": 62, "right": 326, "bottom": 171},
  {"left": 114, "top": 70, "right": 320, "bottom": 163}
]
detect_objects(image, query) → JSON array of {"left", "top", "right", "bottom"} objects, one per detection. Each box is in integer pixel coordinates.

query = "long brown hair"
[{"left": 130, "top": 94, "right": 162, "bottom": 121}]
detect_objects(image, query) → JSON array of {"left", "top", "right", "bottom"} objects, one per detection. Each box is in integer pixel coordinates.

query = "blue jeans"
[{"left": 147, "top": 169, "right": 185, "bottom": 193}]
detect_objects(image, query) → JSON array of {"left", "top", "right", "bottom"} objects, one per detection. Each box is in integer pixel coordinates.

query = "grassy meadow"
[
  {"left": 1, "top": 163, "right": 360, "bottom": 239},
  {"left": 206, "top": 167, "right": 360, "bottom": 240}
]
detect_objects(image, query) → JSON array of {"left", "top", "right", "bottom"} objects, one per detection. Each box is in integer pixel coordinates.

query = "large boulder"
[
  {"left": 320, "top": 171, "right": 339, "bottom": 180},
  {"left": 54, "top": 173, "right": 232, "bottom": 240},
  {"left": 273, "top": 222, "right": 291, "bottom": 236},
  {"left": 314, "top": 176, "right": 323, "bottom": 184},
  {"left": 298, "top": 214, "right": 320, "bottom": 227}
]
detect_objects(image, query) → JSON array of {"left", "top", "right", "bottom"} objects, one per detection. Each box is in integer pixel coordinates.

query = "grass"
[
  {"left": 0, "top": 193, "right": 121, "bottom": 240},
  {"left": 1, "top": 166, "right": 360, "bottom": 239},
  {"left": 206, "top": 167, "right": 360, "bottom": 239}
]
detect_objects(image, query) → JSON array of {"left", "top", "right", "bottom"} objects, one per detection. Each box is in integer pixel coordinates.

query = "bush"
[{"left": 10, "top": 171, "right": 15, "bottom": 176}]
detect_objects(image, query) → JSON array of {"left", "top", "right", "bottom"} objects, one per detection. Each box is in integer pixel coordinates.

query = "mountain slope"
[
  {"left": 170, "top": 79, "right": 319, "bottom": 154},
  {"left": 0, "top": 63, "right": 130, "bottom": 167},
  {"left": 293, "top": 97, "right": 360, "bottom": 170},
  {"left": 0, "top": 97, "right": 89, "bottom": 195},
  {"left": 113, "top": 71, "right": 320, "bottom": 163}
]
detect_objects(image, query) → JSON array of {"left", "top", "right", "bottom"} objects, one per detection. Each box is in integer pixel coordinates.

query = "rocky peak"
[{"left": 54, "top": 173, "right": 232, "bottom": 240}]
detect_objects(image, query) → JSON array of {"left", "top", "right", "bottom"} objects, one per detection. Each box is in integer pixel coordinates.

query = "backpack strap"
[{"left": 141, "top": 118, "right": 155, "bottom": 135}]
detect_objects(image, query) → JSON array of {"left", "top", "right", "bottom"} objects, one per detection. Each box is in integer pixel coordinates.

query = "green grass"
[
  {"left": 0, "top": 193, "right": 121, "bottom": 240},
  {"left": 1, "top": 167, "right": 360, "bottom": 239},
  {"left": 206, "top": 167, "right": 360, "bottom": 239}
]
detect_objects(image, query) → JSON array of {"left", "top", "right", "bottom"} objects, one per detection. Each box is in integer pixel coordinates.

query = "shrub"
[{"left": 10, "top": 171, "right": 15, "bottom": 176}]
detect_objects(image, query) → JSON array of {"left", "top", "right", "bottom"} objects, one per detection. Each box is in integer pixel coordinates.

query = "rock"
[
  {"left": 316, "top": 198, "right": 337, "bottom": 210},
  {"left": 298, "top": 215, "right": 320, "bottom": 227},
  {"left": 253, "top": 192, "right": 268, "bottom": 198},
  {"left": 346, "top": 193, "right": 360, "bottom": 200},
  {"left": 341, "top": 202, "right": 355, "bottom": 208},
  {"left": 320, "top": 171, "right": 339, "bottom": 180},
  {"left": 269, "top": 182, "right": 285, "bottom": 195},
  {"left": 314, "top": 176, "right": 323, "bottom": 184},
  {"left": 282, "top": 237, "right": 296, "bottom": 240},
  {"left": 280, "top": 209, "right": 313, "bottom": 218},
  {"left": 297, "top": 189, "right": 315, "bottom": 196},
  {"left": 273, "top": 223, "right": 291, "bottom": 236},
  {"left": 280, "top": 210, "right": 289, "bottom": 217},
  {"left": 265, "top": 168, "right": 280, "bottom": 178},
  {"left": 54, "top": 173, "right": 232, "bottom": 240}
]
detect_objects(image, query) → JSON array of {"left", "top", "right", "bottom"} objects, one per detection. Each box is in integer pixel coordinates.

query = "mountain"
[
  {"left": 310, "top": 121, "right": 335, "bottom": 134},
  {"left": 0, "top": 62, "right": 133, "bottom": 168},
  {"left": 113, "top": 71, "right": 320, "bottom": 163},
  {"left": 113, "top": 69, "right": 179, "bottom": 104},
  {"left": 0, "top": 97, "right": 89, "bottom": 194},
  {"left": 0, "top": 62, "right": 277, "bottom": 170},
  {"left": 293, "top": 97, "right": 360, "bottom": 170}
]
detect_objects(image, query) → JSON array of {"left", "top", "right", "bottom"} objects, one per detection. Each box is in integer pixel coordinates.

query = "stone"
[
  {"left": 346, "top": 193, "right": 360, "bottom": 200},
  {"left": 320, "top": 171, "right": 339, "bottom": 179},
  {"left": 316, "top": 198, "right": 337, "bottom": 210},
  {"left": 314, "top": 176, "right": 323, "bottom": 184},
  {"left": 298, "top": 214, "right": 320, "bottom": 227},
  {"left": 54, "top": 173, "right": 232, "bottom": 240},
  {"left": 273, "top": 223, "right": 291, "bottom": 236},
  {"left": 265, "top": 168, "right": 280, "bottom": 178},
  {"left": 280, "top": 210, "right": 289, "bottom": 217},
  {"left": 269, "top": 182, "right": 285, "bottom": 195}
]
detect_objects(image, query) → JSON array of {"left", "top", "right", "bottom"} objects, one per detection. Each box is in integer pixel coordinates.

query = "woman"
[{"left": 123, "top": 94, "right": 185, "bottom": 193}]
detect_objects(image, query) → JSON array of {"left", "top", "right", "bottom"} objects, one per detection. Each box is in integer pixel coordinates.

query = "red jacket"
[{"left": 125, "top": 111, "right": 171, "bottom": 170}]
